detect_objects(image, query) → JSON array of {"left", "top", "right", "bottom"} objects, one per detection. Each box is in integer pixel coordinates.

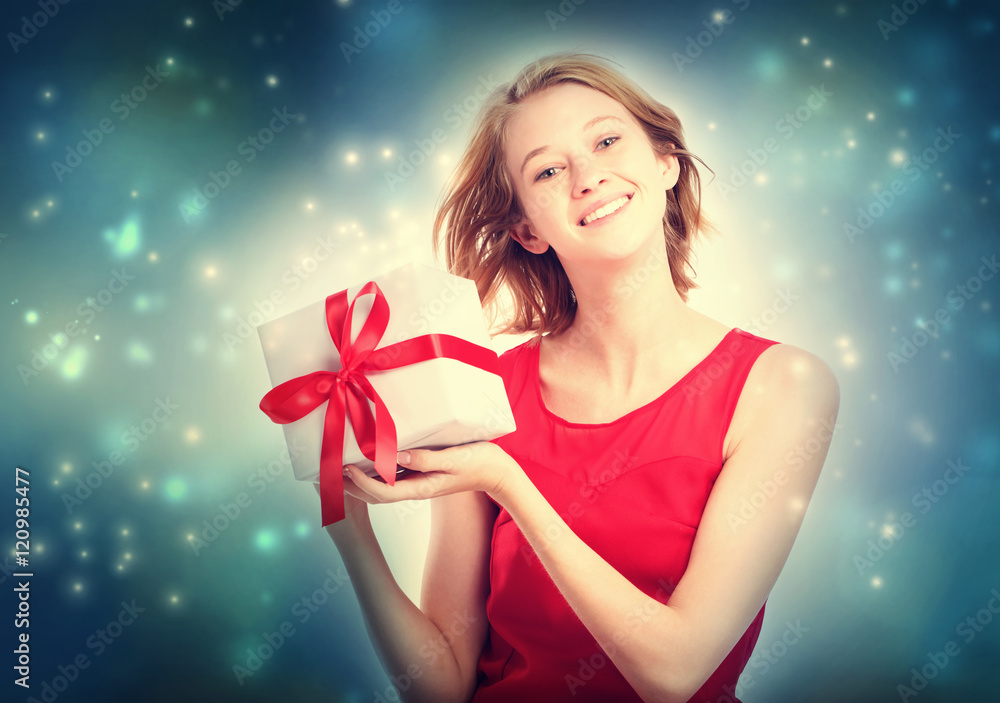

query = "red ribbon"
[{"left": 259, "top": 280, "right": 502, "bottom": 526}]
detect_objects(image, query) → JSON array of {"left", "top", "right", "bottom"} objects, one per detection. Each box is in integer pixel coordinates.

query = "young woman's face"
[{"left": 504, "top": 82, "right": 679, "bottom": 267}]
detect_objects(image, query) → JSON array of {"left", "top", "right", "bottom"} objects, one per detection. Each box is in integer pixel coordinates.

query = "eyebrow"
[{"left": 518, "top": 114, "right": 626, "bottom": 176}]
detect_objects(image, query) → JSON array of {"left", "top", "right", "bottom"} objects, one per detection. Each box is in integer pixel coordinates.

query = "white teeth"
[{"left": 582, "top": 196, "right": 629, "bottom": 226}]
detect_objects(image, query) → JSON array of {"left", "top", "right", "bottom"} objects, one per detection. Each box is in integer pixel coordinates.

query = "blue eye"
[
  {"left": 535, "top": 167, "right": 559, "bottom": 182},
  {"left": 532, "top": 136, "right": 620, "bottom": 182}
]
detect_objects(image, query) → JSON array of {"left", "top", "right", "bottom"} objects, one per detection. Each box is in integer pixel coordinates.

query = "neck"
[{"left": 549, "top": 239, "right": 705, "bottom": 389}]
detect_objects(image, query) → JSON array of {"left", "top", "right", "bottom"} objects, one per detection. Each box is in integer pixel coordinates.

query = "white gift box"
[{"left": 257, "top": 261, "right": 516, "bottom": 483}]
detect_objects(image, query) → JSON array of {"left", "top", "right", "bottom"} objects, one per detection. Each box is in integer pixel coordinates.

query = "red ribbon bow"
[{"left": 259, "top": 280, "right": 502, "bottom": 526}]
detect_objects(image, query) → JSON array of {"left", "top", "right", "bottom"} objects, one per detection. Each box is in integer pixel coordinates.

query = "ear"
[
  {"left": 508, "top": 216, "right": 550, "bottom": 255},
  {"left": 656, "top": 149, "right": 681, "bottom": 191}
]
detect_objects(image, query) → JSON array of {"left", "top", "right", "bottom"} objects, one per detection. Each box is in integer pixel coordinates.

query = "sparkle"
[
  {"left": 835, "top": 336, "right": 851, "bottom": 349},
  {"left": 170, "top": 594, "right": 180, "bottom": 604},
  {"left": 122, "top": 528, "right": 130, "bottom": 537},
  {"left": 32, "top": 210, "right": 40, "bottom": 218},
  {"left": 141, "top": 480, "right": 150, "bottom": 490},
  {"left": 871, "top": 576, "right": 883, "bottom": 589},
  {"left": 754, "top": 172, "right": 768, "bottom": 185},
  {"left": 37, "top": 132, "right": 45, "bottom": 140},
  {"left": 74, "top": 521, "right": 82, "bottom": 530},
  {"left": 74, "top": 582, "right": 83, "bottom": 592},
  {"left": 124, "top": 552, "right": 132, "bottom": 560},
  {"left": 81, "top": 550, "right": 88, "bottom": 558},
  {"left": 890, "top": 149, "right": 907, "bottom": 166},
  {"left": 204, "top": 265, "right": 218, "bottom": 279},
  {"left": 25, "top": 310, "right": 38, "bottom": 324},
  {"left": 708, "top": 122, "right": 716, "bottom": 130},
  {"left": 847, "top": 139, "right": 856, "bottom": 149},
  {"left": 62, "top": 462, "right": 72, "bottom": 473},
  {"left": 166, "top": 57, "right": 174, "bottom": 66},
  {"left": 801, "top": 36, "right": 810, "bottom": 46},
  {"left": 47, "top": 200, "right": 54, "bottom": 207},
  {"left": 345, "top": 151, "right": 359, "bottom": 165},
  {"left": 867, "top": 111, "right": 876, "bottom": 121},
  {"left": 44, "top": 91, "right": 51, "bottom": 98},
  {"left": 117, "top": 564, "right": 124, "bottom": 571},
  {"left": 131, "top": 190, "right": 138, "bottom": 198},
  {"left": 184, "top": 17, "right": 193, "bottom": 27},
  {"left": 184, "top": 427, "right": 202, "bottom": 444},
  {"left": 712, "top": 10, "right": 726, "bottom": 23},
  {"left": 823, "top": 58, "right": 833, "bottom": 68},
  {"left": 305, "top": 201, "right": 314, "bottom": 211},
  {"left": 148, "top": 251, "right": 158, "bottom": 262},
  {"left": 266, "top": 75, "right": 278, "bottom": 87},
  {"left": 382, "top": 148, "right": 392, "bottom": 158}
]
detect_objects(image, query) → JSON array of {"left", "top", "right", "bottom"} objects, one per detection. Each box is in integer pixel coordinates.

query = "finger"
[{"left": 346, "top": 464, "right": 445, "bottom": 502}]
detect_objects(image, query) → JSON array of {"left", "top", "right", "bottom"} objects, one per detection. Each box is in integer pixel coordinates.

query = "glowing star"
[
  {"left": 867, "top": 112, "right": 876, "bottom": 121},
  {"left": 266, "top": 75, "right": 278, "bottom": 87},
  {"left": 382, "top": 148, "right": 392, "bottom": 158},
  {"left": 122, "top": 528, "right": 130, "bottom": 536},
  {"left": 889, "top": 149, "right": 907, "bottom": 166},
  {"left": 166, "top": 57, "right": 174, "bottom": 66},
  {"left": 62, "top": 462, "right": 72, "bottom": 473},
  {"left": 871, "top": 576, "right": 883, "bottom": 588},
  {"left": 184, "top": 427, "right": 201, "bottom": 443},
  {"left": 823, "top": 58, "right": 833, "bottom": 68},
  {"left": 103, "top": 216, "right": 141, "bottom": 257},
  {"left": 345, "top": 151, "right": 358, "bottom": 165},
  {"left": 204, "top": 265, "right": 218, "bottom": 279},
  {"left": 255, "top": 530, "right": 276, "bottom": 550},
  {"left": 184, "top": 17, "right": 193, "bottom": 26},
  {"left": 25, "top": 310, "right": 38, "bottom": 324},
  {"left": 170, "top": 594, "right": 180, "bottom": 604},
  {"left": 37, "top": 132, "right": 45, "bottom": 140},
  {"left": 801, "top": 36, "right": 809, "bottom": 45},
  {"left": 127, "top": 342, "right": 152, "bottom": 364},
  {"left": 61, "top": 346, "right": 87, "bottom": 379},
  {"left": 131, "top": 190, "right": 138, "bottom": 198},
  {"left": 165, "top": 478, "right": 188, "bottom": 501},
  {"left": 148, "top": 251, "right": 158, "bottom": 262},
  {"left": 74, "top": 583, "right": 83, "bottom": 592}
]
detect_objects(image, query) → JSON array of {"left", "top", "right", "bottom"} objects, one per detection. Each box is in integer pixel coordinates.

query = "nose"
[{"left": 571, "top": 151, "right": 605, "bottom": 197}]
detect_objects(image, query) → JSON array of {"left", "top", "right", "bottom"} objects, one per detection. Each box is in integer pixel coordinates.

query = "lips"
[{"left": 579, "top": 193, "right": 634, "bottom": 227}]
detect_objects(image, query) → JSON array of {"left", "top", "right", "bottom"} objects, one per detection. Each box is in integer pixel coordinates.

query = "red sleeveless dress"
[{"left": 472, "top": 327, "right": 781, "bottom": 703}]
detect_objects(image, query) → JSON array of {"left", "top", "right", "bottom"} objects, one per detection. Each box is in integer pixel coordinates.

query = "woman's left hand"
[{"left": 343, "top": 441, "right": 516, "bottom": 506}]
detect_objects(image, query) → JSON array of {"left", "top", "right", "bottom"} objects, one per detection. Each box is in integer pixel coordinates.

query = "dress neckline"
[{"left": 531, "top": 328, "right": 740, "bottom": 428}]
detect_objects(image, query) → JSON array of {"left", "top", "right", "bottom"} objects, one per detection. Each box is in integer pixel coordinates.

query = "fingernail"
[
  {"left": 343, "top": 466, "right": 352, "bottom": 476},
  {"left": 396, "top": 451, "right": 411, "bottom": 466}
]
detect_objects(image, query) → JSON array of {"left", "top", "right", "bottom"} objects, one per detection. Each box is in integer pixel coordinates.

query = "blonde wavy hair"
[{"left": 432, "top": 52, "right": 715, "bottom": 339}]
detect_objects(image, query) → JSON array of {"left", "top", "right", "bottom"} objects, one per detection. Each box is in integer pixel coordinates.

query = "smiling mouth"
[{"left": 579, "top": 194, "right": 633, "bottom": 227}]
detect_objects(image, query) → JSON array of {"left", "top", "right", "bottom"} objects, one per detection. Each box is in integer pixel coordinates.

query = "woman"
[{"left": 321, "top": 52, "right": 840, "bottom": 702}]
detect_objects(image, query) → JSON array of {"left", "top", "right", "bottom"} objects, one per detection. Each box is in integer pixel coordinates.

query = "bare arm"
[{"left": 321, "top": 484, "right": 495, "bottom": 703}]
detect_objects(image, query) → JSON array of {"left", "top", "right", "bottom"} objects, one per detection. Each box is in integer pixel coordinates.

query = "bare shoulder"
[{"left": 725, "top": 342, "right": 841, "bottom": 460}]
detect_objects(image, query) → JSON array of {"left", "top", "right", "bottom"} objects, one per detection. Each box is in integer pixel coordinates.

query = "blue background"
[{"left": 1, "top": 0, "right": 998, "bottom": 701}]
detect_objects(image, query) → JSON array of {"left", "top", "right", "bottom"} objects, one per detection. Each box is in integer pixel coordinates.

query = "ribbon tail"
[{"left": 319, "top": 385, "right": 348, "bottom": 527}]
